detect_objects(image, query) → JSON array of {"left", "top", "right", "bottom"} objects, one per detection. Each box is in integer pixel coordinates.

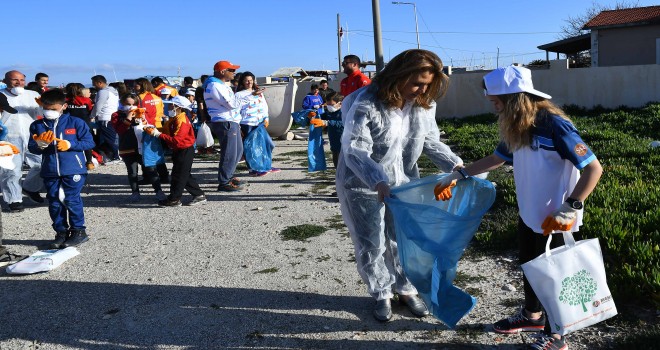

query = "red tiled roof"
[{"left": 583, "top": 5, "right": 660, "bottom": 29}]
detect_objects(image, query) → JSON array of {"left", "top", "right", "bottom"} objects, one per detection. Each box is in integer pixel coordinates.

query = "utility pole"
[
  {"left": 337, "top": 14, "right": 342, "bottom": 71},
  {"left": 372, "top": 0, "right": 385, "bottom": 72}
]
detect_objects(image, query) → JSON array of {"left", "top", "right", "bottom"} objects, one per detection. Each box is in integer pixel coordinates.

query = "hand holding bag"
[{"left": 521, "top": 232, "right": 617, "bottom": 335}]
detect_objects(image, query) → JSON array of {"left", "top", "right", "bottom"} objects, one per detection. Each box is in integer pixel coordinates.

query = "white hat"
[
  {"left": 483, "top": 66, "right": 551, "bottom": 99},
  {"left": 185, "top": 88, "right": 196, "bottom": 96},
  {"left": 170, "top": 95, "right": 192, "bottom": 110},
  {"left": 160, "top": 88, "right": 171, "bottom": 95}
]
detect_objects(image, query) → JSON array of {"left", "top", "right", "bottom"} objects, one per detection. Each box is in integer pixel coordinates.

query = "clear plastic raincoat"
[{"left": 336, "top": 86, "right": 462, "bottom": 300}]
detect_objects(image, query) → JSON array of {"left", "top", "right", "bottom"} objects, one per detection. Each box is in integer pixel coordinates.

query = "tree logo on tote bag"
[{"left": 559, "top": 269, "right": 597, "bottom": 312}]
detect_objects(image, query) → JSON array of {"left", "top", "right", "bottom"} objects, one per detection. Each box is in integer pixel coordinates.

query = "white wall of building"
[{"left": 436, "top": 60, "right": 660, "bottom": 119}]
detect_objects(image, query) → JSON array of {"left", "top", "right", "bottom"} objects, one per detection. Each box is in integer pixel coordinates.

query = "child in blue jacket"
[
  {"left": 29, "top": 89, "right": 95, "bottom": 249},
  {"left": 311, "top": 91, "right": 344, "bottom": 168}
]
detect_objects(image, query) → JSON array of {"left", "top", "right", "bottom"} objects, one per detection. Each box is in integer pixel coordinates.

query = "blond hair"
[
  {"left": 372, "top": 49, "right": 449, "bottom": 109},
  {"left": 497, "top": 92, "right": 570, "bottom": 150}
]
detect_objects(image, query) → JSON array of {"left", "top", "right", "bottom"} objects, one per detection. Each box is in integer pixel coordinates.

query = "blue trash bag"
[
  {"left": 291, "top": 109, "right": 314, "bottom": 127},
  {"left": 244, "top": 124, "right": 273, "bottom": 172},
  {"left": 385, "top": 174, "right": 496, "bottom": 328},
  {"left": 0, "top": 119, "right": 7, "bottom": 141},
  {"left": 307, "top": 123, "right": 326, "bottom": 172},
  {"left": 142, "top": 133, "right": 165, "bottom": 167}
]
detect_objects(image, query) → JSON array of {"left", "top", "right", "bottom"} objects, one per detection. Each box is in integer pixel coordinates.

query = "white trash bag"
[
  {"left": 521, "top": 232, "right": 617, "bottom": 335},
  {"left": 6, "top": 247, "right": 80, "bottom": 274},
  {"left": 196, "top": 123, "right": 214, "bottom": 148}
]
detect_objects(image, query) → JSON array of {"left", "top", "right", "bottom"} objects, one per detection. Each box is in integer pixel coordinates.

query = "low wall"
[{"left": 436, "top": 60, "right": 660, "bottom": 119}]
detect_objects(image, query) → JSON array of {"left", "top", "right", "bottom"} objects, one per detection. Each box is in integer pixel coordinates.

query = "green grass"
[
  {"left": 434, "top": 102, "right": 660, "bottom": 306},
  {"left": 280, "top": 224, "right": 327, "bottom": 241}
]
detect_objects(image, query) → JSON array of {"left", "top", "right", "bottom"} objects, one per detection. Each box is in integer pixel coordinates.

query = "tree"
[
  {"left": 560, "top": 0, "right": 641, "bottom": 40},
  {"left": 559, "top": 269, "right": 598, "bottom": 312}
]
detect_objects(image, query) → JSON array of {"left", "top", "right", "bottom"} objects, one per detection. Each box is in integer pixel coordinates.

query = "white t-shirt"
[{"left": 495, "top": 114, "right": 596, "bottom": 234}]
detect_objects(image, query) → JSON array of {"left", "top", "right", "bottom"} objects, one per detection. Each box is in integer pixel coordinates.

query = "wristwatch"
[
  {"left": 566, "top": 197, "right": 583, "bottom": 210},
  {"left": 457, "top": 168, "right": 471, "bottom": 179}
]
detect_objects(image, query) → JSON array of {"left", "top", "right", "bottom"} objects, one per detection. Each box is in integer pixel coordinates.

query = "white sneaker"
[{"left": 156, "top": 191, "right": 167, "bottom": 201}]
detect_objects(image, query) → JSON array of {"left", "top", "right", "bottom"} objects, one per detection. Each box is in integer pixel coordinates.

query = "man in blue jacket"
[{"left": 28, "top": 89, "right": 95, "bottom": 249}]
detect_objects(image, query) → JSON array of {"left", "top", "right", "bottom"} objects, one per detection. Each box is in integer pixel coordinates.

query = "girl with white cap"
[{"left": 434, "top": 65, "right": 603, "bottom": 350}]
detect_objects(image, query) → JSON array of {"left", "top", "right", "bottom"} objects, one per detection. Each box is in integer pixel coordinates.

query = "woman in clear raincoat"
[{"left": 336, "top": 49, "right": 463, "bottom": 322}]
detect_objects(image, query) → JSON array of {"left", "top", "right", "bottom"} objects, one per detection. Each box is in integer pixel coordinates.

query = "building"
[{"left": 583, "top": 5, "right": 660, "bottom": 67}]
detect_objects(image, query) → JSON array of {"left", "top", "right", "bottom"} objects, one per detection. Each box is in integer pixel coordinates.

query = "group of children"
[{"left": 301, "top": 84, "right": 345, "bottom": 170}]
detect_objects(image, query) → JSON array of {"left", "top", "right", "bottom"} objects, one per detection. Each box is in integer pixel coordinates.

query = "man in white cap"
[
  {"left": 1, "top": 70, "right": 44, "bottom": 212},
  {"left": 203, "top": 60, "right": 253, "bottom": 192}
]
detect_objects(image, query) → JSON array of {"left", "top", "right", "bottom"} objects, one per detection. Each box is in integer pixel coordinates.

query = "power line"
[{"left": 348, "top": 29, "right": 561, "bottom": 35}]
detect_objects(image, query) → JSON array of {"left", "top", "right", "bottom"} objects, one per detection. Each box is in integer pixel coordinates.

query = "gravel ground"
[{"left": 0, "top": 140, "right": 631, "bottom": 349}]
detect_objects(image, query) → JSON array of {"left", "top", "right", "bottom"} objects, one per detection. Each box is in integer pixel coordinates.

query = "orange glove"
[
  {"left": 541, "top": 203, "right": 578, "bottom": 236},
  {"left": 433, "top": 171, "right": 463, "bottom": 201},
  {"left": 0, "top": 141, "right": 19, "bottom": 156},
  {"left": 264, "top": 120, "right": 269, "bottom": 128},
  {"left": 144, "top": 126, "right": 161, "bottom": 137},
  {"left": 310, "top": 118, "right": 326, "bottom": 128},
  {"left": 55, "top": 138, "right": 71, "bottom": 152},
  {"left": 33, "top": 131, "right": 55, "bottom": 148},
  {"left": 434, "top": 181, "right": 456, "bottom": 201},
  {"left": 307, "top": 111, "right": 317, "bottom": 119}
]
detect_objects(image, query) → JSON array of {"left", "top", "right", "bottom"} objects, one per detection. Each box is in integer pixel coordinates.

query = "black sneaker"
[
  {"left": 186, "top": 195, "right": 207, "bottom": 206},
  {"left": 62, "top": 229, "right": 89, "bottom": 248},
  {"left": 217, "top": 183, "right": 242, "bottom": 192},
  {"left": 528, "top": 333, "right": 568, "bottom": 350},
  {"left": 23, "top": 189, "right": 45, "bottom": 204},
  {"left": 50, "top": 231, "right": 69, "bottom": 249},
  {"left": 158, "top": 198, "right": 182, "bottom": 207},
  {"left": 493, "top": 309, "right": 546, "bottom": 334},
  {"left": 8, "top": 202, "right": 24, "bottom": 213}
]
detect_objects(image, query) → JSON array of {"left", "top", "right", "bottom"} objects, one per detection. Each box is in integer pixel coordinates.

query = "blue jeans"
[
  {"left": 211, "top": 121, "right": 242, "bottom": 185},
  {"left": 98, "top": 120, "right": 119, "bottom": 160},
  {"left": 44, "top": 175, "right": 87, "bottom": 233}
]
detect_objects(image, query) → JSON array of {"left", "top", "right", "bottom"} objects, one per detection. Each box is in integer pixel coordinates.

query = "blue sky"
[{"left": 2, "top": 0, "right": 656, "bottom": 86}]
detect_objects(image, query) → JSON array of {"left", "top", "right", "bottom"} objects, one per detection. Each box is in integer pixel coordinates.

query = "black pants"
[
  {"left": 169, "top": 147, "right": 204, "bottom": 200},
  {"left": 123, "top": 154, "right": 162, "bottom": 193},
  {"left": 518, "top": 216, "right": 581, "bottom": 334}
]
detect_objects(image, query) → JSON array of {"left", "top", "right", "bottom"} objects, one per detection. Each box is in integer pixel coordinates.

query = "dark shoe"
[
  {"left": 230, "top": 177, "right": 244, "bottom": 186},
  {"left": 158, "top": 198, "right": 182, "bottom": 207},
  {"left": 23, "top": 189, "right": 45, "bottom": 204},
  {"left": 528, "top": 333, "right": 567, "bottom": 350},
  {"left": 8, "top": 202, "right": 24, "bottom": 212},
  {"left": 62, "top": 229, "right": 89, "bottom": 248},
  {"left": 217, "top": 183, "right": 242, "bottom": 192},
  {"left": 373, "top": 299, "right": 392, "bottom": 322},
  {"left": 250, "top": 171, "right": 268, "bottom": 177},
  {"left": 50, "top": 231, "right": 69, "bottom": 249},
  {"left": 494, "top": 309, "right": 546, "bottom": 334},
  {"left": 399, "top": 294, "right": 429, "bottom": 317},
  {"left": 186, "top": 195, "right": 207, "bottom": 206}
]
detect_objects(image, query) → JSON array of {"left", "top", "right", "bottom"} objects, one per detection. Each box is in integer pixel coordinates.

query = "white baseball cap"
[
  {"left": 170, "top": 95, "right": 192, "bottom": 110},
  {"left": 483, "top": 66, "right": 551, "bottom": 99},
  {"left": 160, "top": 88, "right": 171, "bottom": 95}
]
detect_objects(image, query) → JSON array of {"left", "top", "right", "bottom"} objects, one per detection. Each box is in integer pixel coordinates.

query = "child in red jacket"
[{"left": 145, "top": 96, "right": 205, "bottom": 207}]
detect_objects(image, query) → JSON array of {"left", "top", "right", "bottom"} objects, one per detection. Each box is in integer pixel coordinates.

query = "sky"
[{"left": 2, "top": 0, "right": 657, "bottom": 86}]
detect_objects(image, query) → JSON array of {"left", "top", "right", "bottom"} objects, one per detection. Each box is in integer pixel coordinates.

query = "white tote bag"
[
  {"left": 196, "top": 123, "right": 214, "bottom": 148},
  {"left": 521, "top": 232, "right": 617, "bottom": 335},
  {"left": 6, "top": 247, "right": 80, "bottom": 274}
]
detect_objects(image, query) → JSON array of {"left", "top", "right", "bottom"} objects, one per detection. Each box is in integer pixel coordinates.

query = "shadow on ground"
[{"left": 0, "top": 279, "right": 518, "bottom": 349}]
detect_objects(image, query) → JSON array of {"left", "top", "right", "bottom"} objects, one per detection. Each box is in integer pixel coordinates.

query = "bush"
[{"left": 433, "top": 104, "right": 660, "bottom": 305}]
